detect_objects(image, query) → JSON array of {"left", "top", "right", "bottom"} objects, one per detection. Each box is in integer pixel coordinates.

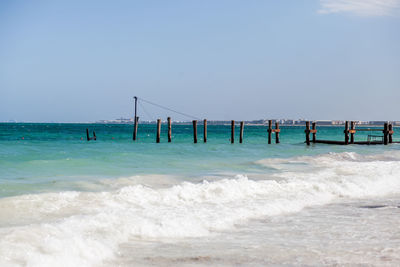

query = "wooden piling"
[
  {"left": 240, "top": 121, "right": 244, "bottom": 144},
  {"left": 268, "top": 120, "right": 272, "bottom": 144},
  {"left": 231, "top": 120, "right": 235, "bottom": 144},
  {"left": 93, "top": 131, "right": 96, "bottom": 141},
  {"left": 275, "top": 122, "right": 280, "bottom": 144},
  {"left": 167, "top": 117, "right": 172, "bottom": 142},
  {"left": 312, "top": 122, "right": 316, "bottom": 143},
  {"left": 350, "top": 121, "right": 355, "bottom": 144},
  {"left": 344, "top": 121, "right": 349, "bottom": 145},
  {"left": 193, "top": 120, "right": 198, "bottom": 143},
  {"left": 156, "top": 119, "right": 161, "bottom": 143},
  {"left": 133, "top": 116, "right": 139, "bottom": 141},
  {"left": 389, "top": 123, "right": 393, "bottom": 144},
  {"left": 203, "top": 119, "right": 207, "bottom": 143},
  {"left": 383, "top": 122, "right": 388, "bottom": 145},
  {"left": 86, "top": 128, "right": 90, "bottom": 141},
  {"left": 305, "top": 121, "right": 310, "bottom": 146},
  {"left": 133, "top": 96, "right": 138, "bottom": 141}
]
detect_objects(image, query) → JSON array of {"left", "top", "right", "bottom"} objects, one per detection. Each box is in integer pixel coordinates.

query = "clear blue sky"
[{"left": 1, "top": 0, "right": 399, "bottom": 122}]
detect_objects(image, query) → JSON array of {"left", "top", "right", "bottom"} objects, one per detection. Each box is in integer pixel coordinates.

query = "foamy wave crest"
[
  {"left": 1, "top": 151, "right": 400, "bottom": 266},
  {"left": 256, "top": 151, "right": 400, "bottom": 169}
]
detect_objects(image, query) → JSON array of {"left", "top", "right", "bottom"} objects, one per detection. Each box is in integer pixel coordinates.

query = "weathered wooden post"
[
  {"left": 92, "top": 131, "right": 96, "bottom": 141},
  {"left": 268, "top": 120, "right": 272, "bottom": 144},
  {"left": 389, "top": 123, "right": 393, "bottom": 144},
  {"left": 240, "top": 121, "right": 244, "bottom": 144},
  {"left": 350, "top": 121, "right": 355, "bottom": 144},
  {"left": 133, "top": 96, "right": 138, "bottom": 141},
  {"left": 86, "top": 128, "right": 90, "bottom": 141},
  {"left": 156, "top": 119, "right": 161, "bottom": 143},
  {"left": 133, "top": 116, "right": 139, "bottom": 141},
  {"left": 203, "top": 119, "right": 207, "bottom": 143},
  {"left": 312, "top": 122, "right": 316, "bottom": 143},
  {"left": 167, "top": 117, "right": 172, "bottom": 142},
  {"left": 275, "top": 122, "right": 280, "bottom": 144},
  {"left": 305, "top": 121, "right": 310, "bottom": 146},
  {"left": 193, "top": 120, "right": 198, "bottom": 143},
  {"left": 383, "top": 122, "right": 388, "bottom": 145},
  {"left": 344, "top": 121, "right": 349, "bottom": 145},
  {"left": 231, "top": 120, "right": 235, "bottom": 144}
]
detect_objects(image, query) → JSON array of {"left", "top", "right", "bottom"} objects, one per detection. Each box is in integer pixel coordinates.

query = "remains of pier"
[{"left": 304, "top": 121, "right": 396, "bottom": 145}]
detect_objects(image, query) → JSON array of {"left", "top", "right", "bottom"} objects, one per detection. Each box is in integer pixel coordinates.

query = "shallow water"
[{"left": 0, "top": 123, "right": 399, "bottom": 266}]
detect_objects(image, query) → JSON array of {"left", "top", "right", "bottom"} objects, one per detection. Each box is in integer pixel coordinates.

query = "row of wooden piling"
[
  {"left": 134, "top": 119, "right": 280, "bottom": 144},
  {"left": 89, "top": 120, "right": 396, "bottom": 145}
]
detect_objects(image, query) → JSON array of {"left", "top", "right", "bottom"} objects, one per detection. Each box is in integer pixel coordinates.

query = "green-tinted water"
[{"left": 0, "top": 123, "right": 398, "bottom": 198}]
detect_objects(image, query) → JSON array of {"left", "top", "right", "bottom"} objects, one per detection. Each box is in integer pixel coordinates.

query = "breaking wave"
[{"left": 1, "top": 151, "right": 400, "bottom": 266}]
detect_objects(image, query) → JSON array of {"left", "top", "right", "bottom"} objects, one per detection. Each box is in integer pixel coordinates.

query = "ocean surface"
[{"left": 0, "top": 123, "right": 400, "bottom": 266}]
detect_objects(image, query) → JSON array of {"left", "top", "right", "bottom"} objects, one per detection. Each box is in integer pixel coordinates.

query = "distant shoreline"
[{"left": 1, "top": 121, "right": 398, "bottom": 127}]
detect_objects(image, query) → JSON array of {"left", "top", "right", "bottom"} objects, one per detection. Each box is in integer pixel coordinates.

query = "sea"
[{"left": 0, "top": 123, "right": 399, "bottom": 266}]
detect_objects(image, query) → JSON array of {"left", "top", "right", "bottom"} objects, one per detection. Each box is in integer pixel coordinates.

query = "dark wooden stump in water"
[
  {"left": 312, "top": 122, "right": 316, "bottom": 143},
  {"left": 167, "top": 117, "right": 172, "bottom": 143},
  {"left": 193, "top": 120, "right": 198, "bottom": 144},
  {"left": 275, "top": 122, "right": 280, "bottom": 144},
  {"left": 305, "top": 121, "right": 310, "bottom": 146},
  {"left": 389, "top": 123, "right": 393, "bottom": 144},
  {"left": 383, "top": 122, "right": 388, "bottom": 145},
  {"left": 156, "top": 119, "right": 161, "bottom": 143},
  {"left": 350, "top": 121, "right": 355, "bottom": 144},
  {"left": 203, "top": 119, "right": 207, "bottom": 143},
  {"left": 268, "top": 120, "right": 272, "bottom": 144},
  {"left": 240, "top": 121, "right": 244, "bottom": 144},
  {"left": 231, "top": 120, "right": 235, "bottom": 144}
]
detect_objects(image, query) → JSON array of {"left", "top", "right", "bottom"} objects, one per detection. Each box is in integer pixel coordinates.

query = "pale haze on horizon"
[{"left": 0, "top": 0, "right": 399, "bottom": 122}]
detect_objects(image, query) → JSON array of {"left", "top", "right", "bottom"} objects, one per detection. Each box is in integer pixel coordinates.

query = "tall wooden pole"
[
  {"left": 312, "top": 122, "right": 316, "bottom": 143},
  {"left": 167, "top": 117, "right": 172, "bottom": 142},
  {"left": 389, "top": 123, "right": 393, "bottom": 144},
  {"left": 203, "top": 119, "right": 207, "bottom": 143},
  {"left": 133, "top": 117, "right": 139, "bottom": 141},
  {"left": 240, "top": 121, "right": 244, "bottom": 144},
  {"left": 193, "top": 120, "right": 198, "bottom": 143},
  {"left": 275, "top": 122, "right": 280, "bottom": 144},
  {"left": 133, "top": 96, "right": 138, "bottom": 141},
  {"left": 268, "top": 120, "right": 272, "bottom": 144},
  {"left": 344, "top": 121, "right": 349, "bottom": 145},
  {"left": 305, "top": 121, "right": 310, "bottom": 146},
  {"left": 86, "top": 128, "right": 90, "bottom": 141},
  {"left": 156, "top": 119, "right": 161, "bottom": 143},
  {"left": 231, "top": 120, "right": 235, "bottom": 144}
]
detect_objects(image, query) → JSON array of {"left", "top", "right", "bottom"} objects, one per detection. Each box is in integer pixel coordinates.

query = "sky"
[{"left": 1, "top": 0, "right": 399, "bottom": 122}]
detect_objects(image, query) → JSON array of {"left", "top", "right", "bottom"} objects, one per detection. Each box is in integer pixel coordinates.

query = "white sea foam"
[{"left": 1, "top": 151, "right": 400, "bottom": 266}]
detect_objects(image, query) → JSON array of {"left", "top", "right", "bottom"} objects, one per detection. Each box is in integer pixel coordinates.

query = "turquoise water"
[{"left": 0, "top": 123, "right": 397, "bottom": 198}]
